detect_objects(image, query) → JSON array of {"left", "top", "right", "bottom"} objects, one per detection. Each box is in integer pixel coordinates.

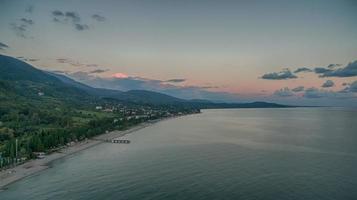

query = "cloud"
[
  {"left": 314, "top": 67, "right": 332, "bottom": 74},
  {"left": 52, "top": 10, "right": 64, "bottom": 17},
  {"left": 327, "top": 64, "right": 342, "bottom": 69},
  {"left": 321, "top": 80, "right": 334, "bottom": 88},
  {"left": 56, "top": 58, "right": 101, "bottom": 68},
  {"left": 294, "top": 67, "right": 312, "bottom": 73},
  {"left": 291, "top": 62, "right": 356, "bottom": 78},
  {"left": 86, "top": 64, "right": 98, "bottom": 67},
  {"left": 10, "top": 23, "right": 27, "bottom": 38},
  {"left": 261, "top": 69, "right": 297, "bottom": 80},
  {"left": 0, "top": 42, "right": 9, "bottom": 50},
  {"left": 9, "top": 17, "right": 35, "bottom": 38},
  {"left": 349, "top": 81, "right": 357, "bottom": 92},
  {"left": 20, "top": 18, "right": 34, "bottom": 25},
  {"left": 89, "top": 69, "right": 108, "bottom": 74},
  {"left": 75, "top": 24, "right": 89, "bottom": 31},
  {"left": 292, "top": 86, "right": 304, "bottom": 92},
  {"left": 51, "top": 10, "right": 89, "bottom": 31},
  {"left": 16, "top": 56, "right": 39, "bottom": 62},
  {"left": 56, "top": 58, "right": 85, "bottom": 67},
  {"left": 66, "top": 71, "right": 356, "bottom": 105},
  {"left": 303, "top": 87, "right": 356, "bottom": 99},
  {"left": 65, "top": 11, "right": 80, "bottom": 22},
  {"left": 340, "top": 81, "right": 357, "bottom": 93},
  {"left": 304, "top": 88, "right": 327, "bottom": 98},
  {"left": 319, "top": 60, "right": 357, "bottom": 77},
  {"left": 274, "top": 87, "right": 294, "bottom": 97},
  {"left": 165, "top": 79, "right": 186, "bottom": 83},
  {"left": 92, "top": 14, "right": 106, "bottom": 22}
]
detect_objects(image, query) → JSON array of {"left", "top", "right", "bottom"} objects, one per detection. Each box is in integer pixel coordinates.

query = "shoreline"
[{"left": 0, "top": 117, "right": 172, "bottom": 191}]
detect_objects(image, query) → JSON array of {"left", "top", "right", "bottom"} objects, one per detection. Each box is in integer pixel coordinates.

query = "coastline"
[{"left": 0, "top": 118, "right": 166, "bottom": 191}]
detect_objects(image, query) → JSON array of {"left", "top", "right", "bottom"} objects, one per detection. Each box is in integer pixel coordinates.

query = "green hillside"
[{"left": 0, "top": 55, "right": 199, "bottom": 168}]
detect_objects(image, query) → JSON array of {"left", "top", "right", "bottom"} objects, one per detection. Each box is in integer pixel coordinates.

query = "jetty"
[
  {"left": 111, "top": 139, "right": 130, "bottom": 144},
  {"left": 91, "top": 138, "right": 130, "bottom": 144}
]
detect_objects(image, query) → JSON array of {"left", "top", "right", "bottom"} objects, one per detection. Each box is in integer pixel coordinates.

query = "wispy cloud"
[
  {"left": 304, "top": 87, "right": 326, "bottom": 98},
  {"left": 20, "top": 18, "right": 34, "bottom": 25},
  {"left": 16, "top": 56, "right": 39, "bottom": 62},
  {"left": 165, "top": 79, "right": 186, "bottom": 83},
  {"left": 56, "top": 58, "right": 84, "bottom": 67},
  {"left": 92, "top": 14, "right": 106, "bottom": 22},
  {"left": 292, "top": 86, "right": 304, "bottom": 92},
  {"left": 0, "top": 42, "right": 9, "bottom": 50},
  {"left": 10, "top": 23, "right": 28, "bottom": 38},
  {"left": 51, "top": 10, "right": 89, "bottom": 31},
  {"left": 9, "top": 17, "right": 35, "bottom": 38},
  {"left": 303, "top": 87, "right": 356, "bottom": 99},
  {"left": 89, "top": 69, "right": 108, "bottom": 74},
  {"left": 274, "top": 87, "right": 294, "bottom": 97},
  {"left": 75, "top": 24, "right": 89, "bottom": 31},
  {"left": 86, "top": 64, "right": 99, "bottom": 68},
  {"left": 52, "top": 10, "right": 64, "bottom": 17},
  {"left": 65, "top": 11, "right": 80, "bottom": 22}
]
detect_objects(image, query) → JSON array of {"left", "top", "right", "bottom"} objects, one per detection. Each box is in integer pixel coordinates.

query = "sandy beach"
[{"left": 0, "top": 121, "right": 156, "bottom": 190}]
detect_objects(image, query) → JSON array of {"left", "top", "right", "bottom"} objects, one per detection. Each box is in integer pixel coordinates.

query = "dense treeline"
[{"left": 0, "top": 108, "right": 154, "bottom": 168}]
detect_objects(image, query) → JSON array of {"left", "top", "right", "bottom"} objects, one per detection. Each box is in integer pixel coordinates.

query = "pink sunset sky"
[{"left": 0, "top": 0, "right": 356, "bottom": 106}]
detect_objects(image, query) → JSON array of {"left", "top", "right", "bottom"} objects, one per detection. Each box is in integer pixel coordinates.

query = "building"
[{"left": 33, "top": 152, "right": 46, "bottom": 159}]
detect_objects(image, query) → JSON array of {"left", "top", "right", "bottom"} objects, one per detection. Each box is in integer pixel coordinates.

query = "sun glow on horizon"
[{"left": 112, "top": 73, "right": 129, "bottom": 79}]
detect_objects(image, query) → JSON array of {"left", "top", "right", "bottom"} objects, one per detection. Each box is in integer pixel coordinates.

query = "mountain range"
[{"left": 0, "top": 54, "right": 290, "bottom": 108}]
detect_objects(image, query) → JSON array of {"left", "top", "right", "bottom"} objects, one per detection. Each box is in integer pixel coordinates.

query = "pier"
[
  {"left": 92, "top": 138, "right": 131, "bottom": 144},
  {"left": 111, "top": 139, "right": 130, "bottom": 144}
]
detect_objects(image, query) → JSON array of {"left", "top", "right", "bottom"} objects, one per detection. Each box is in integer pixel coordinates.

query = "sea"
[{"left": 1, "top": 108, "right": 357, "bottom": 200}]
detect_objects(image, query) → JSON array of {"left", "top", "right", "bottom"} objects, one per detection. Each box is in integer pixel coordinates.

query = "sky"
[{"left": 0, "top": 0, "right": 357, "bottom": 106}]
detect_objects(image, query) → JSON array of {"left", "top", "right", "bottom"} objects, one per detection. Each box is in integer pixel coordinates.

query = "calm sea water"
[{"left": 1, "top": 108, "right": 357, "bottom": 200}]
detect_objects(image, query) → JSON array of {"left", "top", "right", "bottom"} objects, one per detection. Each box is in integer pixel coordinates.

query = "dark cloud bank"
[{"left": 319, "top": 61, "right": 357, "bottom": 77}]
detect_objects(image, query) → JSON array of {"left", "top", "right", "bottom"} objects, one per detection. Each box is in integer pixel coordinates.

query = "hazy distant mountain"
[
  {"left": 0, "top": 54, "right": 290, "bottom": 108},
  {"left": 49, "top": 72, "right": 185, "bottom": 104}
]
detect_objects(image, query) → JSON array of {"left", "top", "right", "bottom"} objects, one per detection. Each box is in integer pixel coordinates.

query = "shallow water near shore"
[{"left": 1, "top": 108, "right": 357, "bottom": 200}]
